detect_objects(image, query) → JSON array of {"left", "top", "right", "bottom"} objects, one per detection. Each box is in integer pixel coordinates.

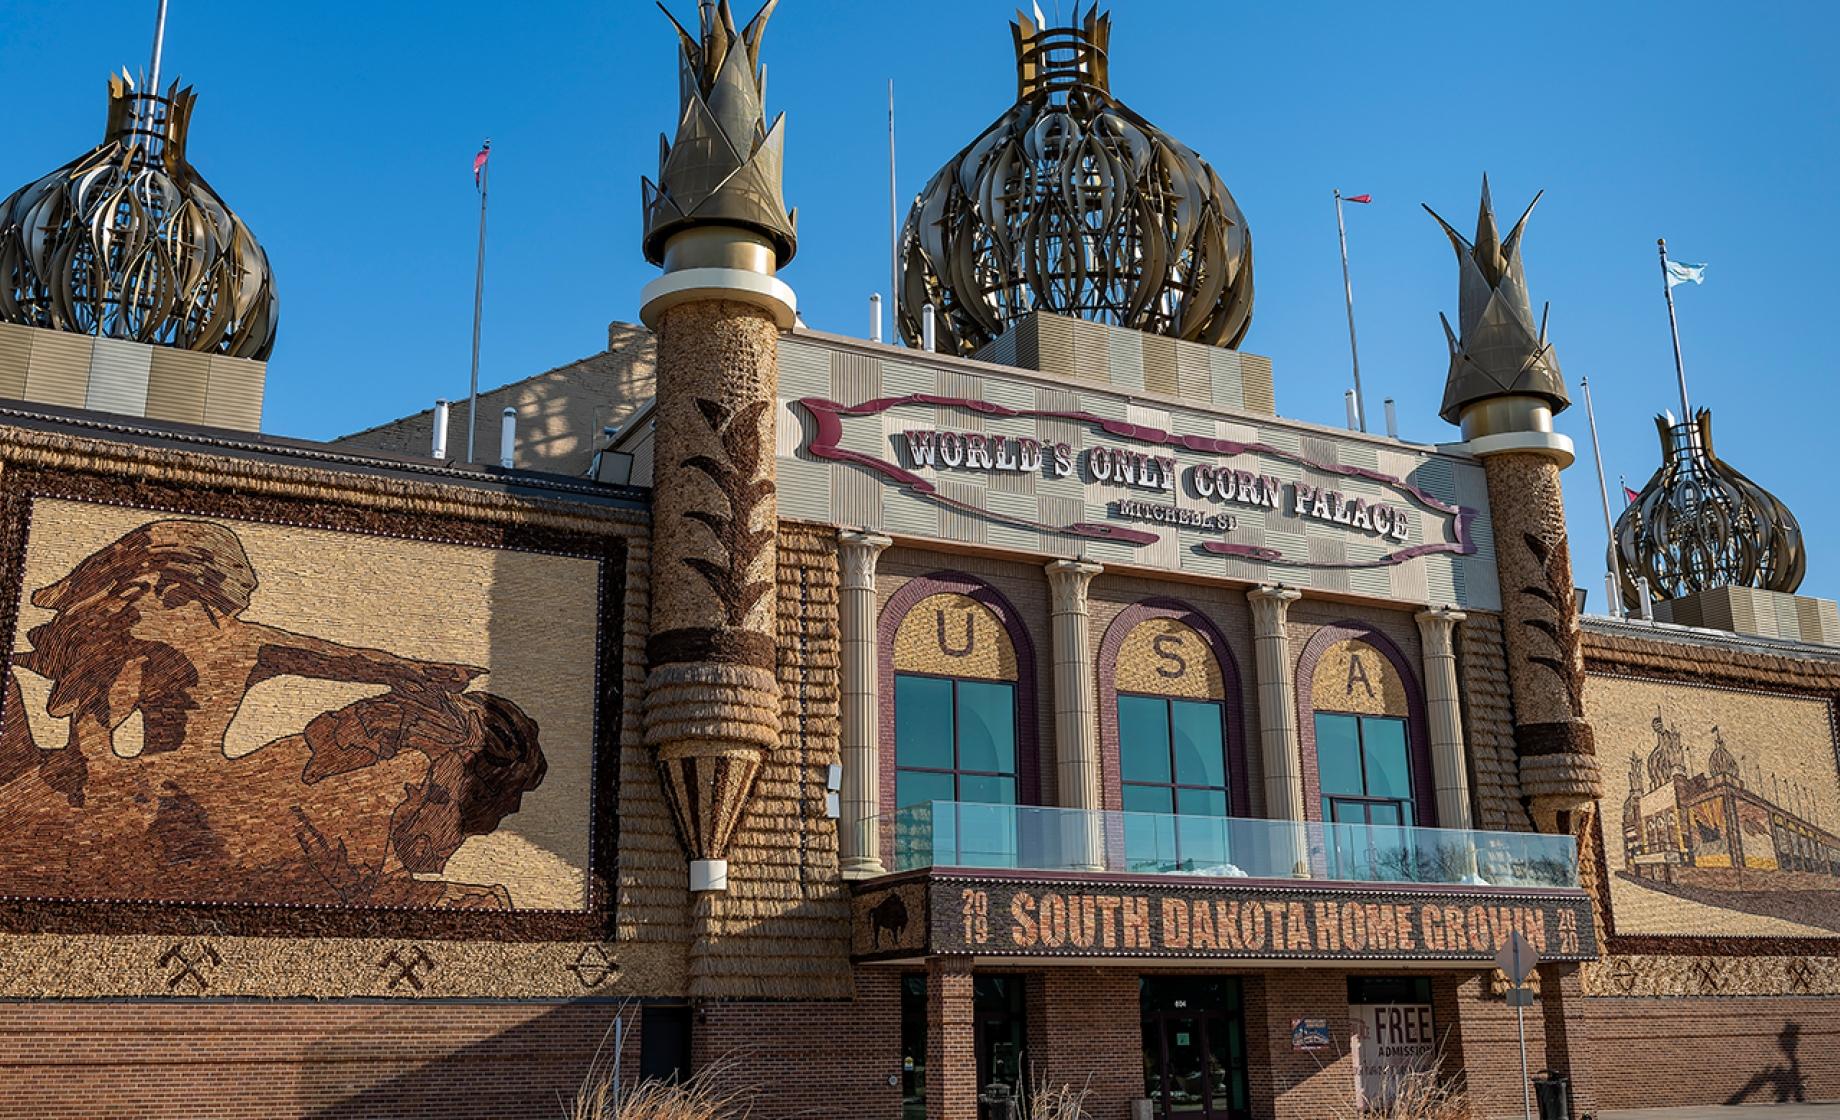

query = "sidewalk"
[{"left": 1596, "top": 1104, "right": 1840, "bottom": 1119}]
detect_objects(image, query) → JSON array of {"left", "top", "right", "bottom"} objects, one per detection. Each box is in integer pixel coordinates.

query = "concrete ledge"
[
  {"left": 1463, "top": 428, "right": 1576, "bottom": 467},
  {"left": 640, "top": 268, "right": 797, "bottom": 330}
]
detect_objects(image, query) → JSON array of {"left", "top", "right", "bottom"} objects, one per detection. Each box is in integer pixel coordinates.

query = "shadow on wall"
[
  {"left": 300, "top": 1001, "right": 640, "bottom": 1120},
  {"left": 1723, "top": 1022, "right": 1809, "bottom": 1105}
]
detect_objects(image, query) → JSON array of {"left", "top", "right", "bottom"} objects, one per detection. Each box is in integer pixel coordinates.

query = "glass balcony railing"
[{"left": 887, "top": 801, "right": 1578, "bottom": 890}]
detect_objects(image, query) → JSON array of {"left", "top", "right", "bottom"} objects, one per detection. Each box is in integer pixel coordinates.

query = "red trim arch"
[
  {"left": 876, "top": 572, "right": 1042, "bottom": 831},
  {"left": 1096, "top": 598, "right": 1251, "bottom": 818},
  {"left": 1294, "top": 621, "right": 1438, "bottom": 827}
]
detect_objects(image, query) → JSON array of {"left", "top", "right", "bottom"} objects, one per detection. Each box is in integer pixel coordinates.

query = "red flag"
[
  {"left": 1344, "top": 194, "right": 1372, "bottom": 204},
  {"left": 473, "top": 141, "right": 491, "bottom": 188},
  {"left": 1623, "top": 486, "right": 1641, "bottom": 505}
]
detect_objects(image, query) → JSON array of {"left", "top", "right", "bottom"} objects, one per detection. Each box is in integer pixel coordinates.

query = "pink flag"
[
  {"left": 1344, "top": 193, "right": 1372, "bottom": 204},
  {"left": 473, "top": 142, "right": 491, "bottom": 188}
]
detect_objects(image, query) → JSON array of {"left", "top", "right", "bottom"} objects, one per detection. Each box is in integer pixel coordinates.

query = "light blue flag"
[{"left": 1665, "top": 259, "right": 1708, "bottom": 287}]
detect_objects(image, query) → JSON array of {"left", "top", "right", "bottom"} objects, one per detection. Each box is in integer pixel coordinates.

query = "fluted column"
[
  {"left": 1248, "top": 586, "right": 1305, "bottom": 824},
  {"left": 1045, "top": 559, "right": 1103, "bottom": 871},
  {"left": 1416, "top": 607, "right": 1474, "bottom": 831},
  {"left": 839, "top": 530, "right": 892, "bottom": 878}
]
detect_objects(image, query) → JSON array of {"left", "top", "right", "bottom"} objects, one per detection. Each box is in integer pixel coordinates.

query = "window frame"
[
  {"left": 894, "top": 669, "right": 1021, "bottom": 809},
  {"left": 1294, "top": 621, "right": 1438, "bottom": 829},
  {"left": 1314, "top": 711, "right": 1418, "bottom": 828},
  {"left": 1117, "top": 691, "right": 1234, "bottom": 817}
]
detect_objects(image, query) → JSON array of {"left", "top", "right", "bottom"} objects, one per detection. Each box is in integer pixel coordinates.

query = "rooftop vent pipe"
[
  {"left": 922, "top": 303, "right": 936, "bottom": 352},
  {"left": 499, "top": 407, "right": 516, "bottom": 469},
  {"left": 870, "top": 294, "right": 883, "bottom": 344},
  {"left": 1384, "top": 398, "right": 1398, "bottom": 439},
  {"left": 432, "top": 399, "right": 450, "bottom": 460}
]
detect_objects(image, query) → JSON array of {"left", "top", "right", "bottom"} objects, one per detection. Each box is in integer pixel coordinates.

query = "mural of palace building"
[{"left": 0, "top": 4, "right": 1835, "bottom": 1120}]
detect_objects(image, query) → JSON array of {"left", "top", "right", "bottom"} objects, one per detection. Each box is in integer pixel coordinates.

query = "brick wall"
[
  {"left": 694, "top": 970, "right": 903, "bottom": 1120},
  {"left": 1450, "top": 971, "right": 1548, "bottom": 1120},
  {"left": 1572, "top": 991, "right": 1840, "bottom": 1111},
  {"left": 1245, "top": 970, "right": 1355, "bottom": 1120},
  {"left": 1025, "top": 969, "right": 1142, "bottom": 1120},
  {"left": 928, "top": 958, "right": 978, "bottom": 1120},
  {"left": 0, "top": 1001, "right": 638, "bottom": 1120}
]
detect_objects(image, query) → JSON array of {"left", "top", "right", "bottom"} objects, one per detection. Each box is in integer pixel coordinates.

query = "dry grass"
[
  {"left": 1315, "top": 1056, "right": 1473, "bottom": 1120},
  {"left": 562, "top": 1013, "right": 750, "bottom": 1120},
  {"left": 1337, "top": 1063, "right": 1473, "bottom": 1120},
  {"left": 1006, "top": 1069, "right": 1093, "bottom": 1120}
]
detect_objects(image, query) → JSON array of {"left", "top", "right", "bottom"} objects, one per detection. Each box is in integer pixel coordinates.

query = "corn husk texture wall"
[{"left": 688, "top": 521, "right": 850, "bottom": 999}]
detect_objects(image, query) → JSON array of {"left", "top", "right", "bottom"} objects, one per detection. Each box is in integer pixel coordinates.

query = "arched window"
[
  {"left": 1297, "top": 623, "right": 1435, "bottom": 878},
  {"left": 1098, "top": 600, "right": 1247, "bottom": 874},
  {"left": 881, "top": 573, "right": 1038, "bottom": 809}
]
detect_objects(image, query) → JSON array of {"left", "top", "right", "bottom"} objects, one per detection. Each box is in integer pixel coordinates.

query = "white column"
[
  {"left": 1247, "top": 586, "right": 1306, "bottom": 822},
  {"left": 1045, "top": 560, "right": 1104, "bottom": 810},
  {"left": 839, "top": 530, "right": 893, "bottom": 878},
  {"left": 1415, "top": 607, "right": 1474, "bottom": 831},
  {"left": 1045, "top": 559, "right": 1103, "bottom": 871},
  {"left": 1249, "top": 585, "right": 1308, "bottom": 878}
]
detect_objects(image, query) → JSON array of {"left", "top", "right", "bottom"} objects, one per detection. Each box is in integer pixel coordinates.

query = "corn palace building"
[{"left": 0, "top": 5, "right": 1836, "bottom": 1119}]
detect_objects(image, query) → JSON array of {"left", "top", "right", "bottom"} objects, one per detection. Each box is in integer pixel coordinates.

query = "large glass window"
[
  {"left": 1316, "top": 713, "right": 1415, "bottom": 880},
  {"left": 896, "top": 673, "right": 1019, "bottom": 867},
  {"left": 895, "top": 674, "right": 1018, "bottom": 808},
  {"left": 1119, "top": 694, "right": 1231, "bottom": 872},
  {"left": 1316, "top": 713, "right": 1414, "bottom": 826}
]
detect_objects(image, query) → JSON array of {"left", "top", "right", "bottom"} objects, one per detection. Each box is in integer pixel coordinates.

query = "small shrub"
[
  {"left": 1006, "top": 1068, "right": 1093, "bottom": 1120},
  {"left": 1335, "top": 1063, "right": 1472, "bottom": 1120}
]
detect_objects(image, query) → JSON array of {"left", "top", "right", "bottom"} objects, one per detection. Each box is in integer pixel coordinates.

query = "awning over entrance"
[{"left": 851, "top": 868, "right": 1596, "bottom": 965}]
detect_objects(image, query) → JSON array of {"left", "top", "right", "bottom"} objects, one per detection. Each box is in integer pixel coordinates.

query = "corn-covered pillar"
[
  {"left": 1425, "top": 178, "right": 1601, "bottom": 836},
  {"left": 639, "top": 1, "right": 799, "bottom": 894}
]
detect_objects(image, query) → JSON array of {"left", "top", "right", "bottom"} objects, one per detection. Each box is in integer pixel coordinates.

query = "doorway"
[
  {"left": 1140, "top": 977, "right": 1250, "bottom": 1120},
  {"left": 974, "top": 975, "right": 1027, "bottom": 1120},
  {"left": 901, "top": 973, "right": 1029, "bottom": 1120}
]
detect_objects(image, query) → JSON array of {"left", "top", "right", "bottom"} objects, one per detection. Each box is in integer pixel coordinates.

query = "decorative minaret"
[
  {"left": 1425, "top": 178, "right": 1601, "bottom": 834},
  {"left": 639, "top": 0, "right": 797, "bottom": 896}
]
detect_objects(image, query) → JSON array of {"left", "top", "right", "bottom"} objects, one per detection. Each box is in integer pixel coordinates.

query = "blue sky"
[{"left": 4, "top": 0, "right": 1836, "bottom": 601}]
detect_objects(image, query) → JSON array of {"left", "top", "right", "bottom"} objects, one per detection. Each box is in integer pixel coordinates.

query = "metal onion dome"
[
  {"left": 1614, "top": 409, "right": 1805, "bottom": 608},
  {"left": 897, "top": 4, "right": 1253, "bottom": 357},
  {"left": 0, "top": 76, "right": 277, "bottom": 360}
]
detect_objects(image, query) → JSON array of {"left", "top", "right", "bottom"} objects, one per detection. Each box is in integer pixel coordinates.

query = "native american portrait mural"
[
  {"left": 1587, "top": 674, "right": 1840, "bottom": 937},
  {"left": 0, "top": 500, "right": 602, "bottom": 912}
]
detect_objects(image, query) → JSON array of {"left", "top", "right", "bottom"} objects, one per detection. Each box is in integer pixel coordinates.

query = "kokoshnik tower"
[{"left": 0, "top": 4, "right": 1838, "bottom": 1120}]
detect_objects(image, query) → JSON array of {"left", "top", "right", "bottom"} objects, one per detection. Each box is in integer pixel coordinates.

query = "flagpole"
[
  {"left": 138, "top": 0, "right": 170, "bottom": 136},
  {"left": 1581, "top": 376, "right": 1625, "bottom": 617},
  {"left": 466, "top": 140, "right": 490, "bottom": 464},
  {"left": 888, "top": 80, "right": 899, "bottom": 344},
  {"left": 1658, "top": 238, "right": 1693, "bottom": 430},
  {"left": 1335, "top": 190, "right": 1366, "bottom": 432}
]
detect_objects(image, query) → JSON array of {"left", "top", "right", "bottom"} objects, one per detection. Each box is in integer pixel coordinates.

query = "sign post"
[{"left": 1494, "top": 930, "right": 1542, "bottom": 1120}]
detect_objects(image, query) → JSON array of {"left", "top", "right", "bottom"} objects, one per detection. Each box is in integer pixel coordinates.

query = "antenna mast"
[
  {"left": 147, "top": 0, "right": 171, "bottom": 93},
  {"left": 888, "top": 79, "right": 899, "bottom": 344}
]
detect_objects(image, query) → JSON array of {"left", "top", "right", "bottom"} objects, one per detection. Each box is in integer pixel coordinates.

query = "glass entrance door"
[
  {"left": 1140, "top": 978, "right": 1249, "bottom": 1120},
  {"left": 974, "top": 975, "right": 1027, "bottom": 1120}
]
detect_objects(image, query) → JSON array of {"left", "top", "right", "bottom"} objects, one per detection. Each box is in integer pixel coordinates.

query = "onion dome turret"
[
  {"left": 1613, "top": 409, "right": 1805, "bottom": 609},
  {"left": 898, "top": 4, "right": 1253, "bottom": 357},
  {"left": 0, "top": 76, "right": 277, "bottom": 360}
]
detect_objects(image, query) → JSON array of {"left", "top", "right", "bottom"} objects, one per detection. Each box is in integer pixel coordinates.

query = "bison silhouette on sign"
[{"left": 0, "top": 519, "right": 547, "bottom": 909}]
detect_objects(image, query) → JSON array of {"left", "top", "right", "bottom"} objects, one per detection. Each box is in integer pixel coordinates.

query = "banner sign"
[
  {"left": 796, "top": 395, "right": 1477, "bottom": 570},
  {"left": 851, "top": 874, "right": 1596, "bottom": 963},
  {"left": 1353, "top": 1003, "right": 1437, "bottom": 1108}
]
